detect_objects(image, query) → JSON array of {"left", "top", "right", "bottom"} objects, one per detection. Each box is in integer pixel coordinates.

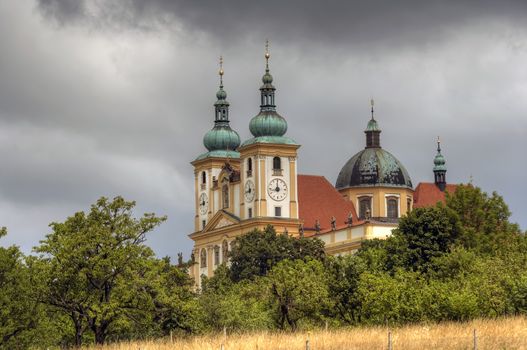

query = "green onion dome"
[
  {"left": 433, "top": 141, "right": 447, "bottom": 171},
  {"left": 249, "top": 111, "right": 287, "bottom": 137},
  {"left": 203, "top": 125, "right": 240, "bottom": 152}
]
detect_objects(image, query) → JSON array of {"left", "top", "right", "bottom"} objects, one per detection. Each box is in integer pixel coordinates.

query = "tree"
[
  {"left": 200, "top": 266, "right": 273, "bottom": 332},
  {"left": 387, "top": 206, "right": 462, "bottom": 272},
  {"left": 0, "top": 228, "right": 51, "bottom": 349},
  {"left": 229, "top": 225, "right": 325, "bottom": 281},
  {"left": 35, "top": 196, "right": 169, "bottom": 345},
  {"left": 445, "top": 184, "right": 521, "bottom": 253},
  {"left": 267, "top": 259, "right": 331, "bottom": 330},
  {"left": 324, "top": 255, "right": 365, "bottom": 324}
]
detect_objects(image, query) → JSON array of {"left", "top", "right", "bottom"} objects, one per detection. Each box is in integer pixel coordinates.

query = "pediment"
[{"left": 204, "top": 210, "right": 240, "bottom": 232}]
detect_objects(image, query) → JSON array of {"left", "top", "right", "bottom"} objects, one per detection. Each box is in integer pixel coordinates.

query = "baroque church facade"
[{"left": 188, "top": 48, "right": 452, "bottom": 288}]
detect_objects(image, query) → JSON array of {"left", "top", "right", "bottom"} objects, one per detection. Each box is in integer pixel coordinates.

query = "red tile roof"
[
  {"left": 297, "top": 175, "right": 359, "bottom": 233},
  {"left": 413, "top": 182, "right": 458, "bottom": 208}
]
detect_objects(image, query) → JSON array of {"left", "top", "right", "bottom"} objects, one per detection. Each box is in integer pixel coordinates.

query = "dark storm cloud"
[
  {"left": 1, "top": 0, "right": 526, "bottom": 261},
  {"left": 36, "top": 0, "right": 527, "bottom": 48}
]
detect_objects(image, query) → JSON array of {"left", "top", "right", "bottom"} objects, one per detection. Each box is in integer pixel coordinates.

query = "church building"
[{"left": 188, "top": 47, "right": 455, "bottom": 287}]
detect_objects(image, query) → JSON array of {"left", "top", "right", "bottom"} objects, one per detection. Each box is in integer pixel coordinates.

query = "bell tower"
[
  {"left": 191, "top": 57, "right": 241, "bottom": 232},
  {"left": 238, "top": 41, "right": 300, "bottom": 223}
]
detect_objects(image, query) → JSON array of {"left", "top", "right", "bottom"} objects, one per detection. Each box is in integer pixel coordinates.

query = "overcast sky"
[{"left": 1, "top": 0, "right": 526, "bottom": 259}]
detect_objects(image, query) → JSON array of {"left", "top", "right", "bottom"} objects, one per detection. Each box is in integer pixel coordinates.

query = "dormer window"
[{"left": 272, "top": 156, "right": 282, "bottom": 176}]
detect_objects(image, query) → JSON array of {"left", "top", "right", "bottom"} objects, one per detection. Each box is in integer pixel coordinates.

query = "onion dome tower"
[
  {"left": 336, "top": 100, "right": 413, "bottom": 190},
  {"left": 196, "top": 57, "right": 241, "bottom": 160},
  {"left": 433, "top": 137, "right": 447, "bottom": 191},
  {"left": 241, "top": 41, "right": 297, "bottom": 147}
]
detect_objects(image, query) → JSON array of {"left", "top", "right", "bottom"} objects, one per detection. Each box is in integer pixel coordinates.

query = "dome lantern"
[{"left": 365, "top": 99, "right": 381, "bottom": 148}]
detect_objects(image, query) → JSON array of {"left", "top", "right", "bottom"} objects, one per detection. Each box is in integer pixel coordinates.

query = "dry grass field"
[{"left": 84, "top": 317, "right": 527, "bottom": 350}]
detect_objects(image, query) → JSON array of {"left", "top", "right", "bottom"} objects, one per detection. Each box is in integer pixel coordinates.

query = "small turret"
[{"left": 433, "top": 137, "right": 447, "bottom": 191}]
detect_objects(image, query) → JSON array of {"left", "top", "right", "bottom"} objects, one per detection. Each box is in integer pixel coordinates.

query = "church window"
[
  {"left": 358, "top": 196, "right": 372, "bottom": 219},
  {"left": 201, "top": 171, "right": 207, "bottom": 190},
  {"left": 202, "top": 220, "right": 206, "bottom": 230},
  {"left": 200, "top": 248, "right": 207, "bottom": 268},
  {"left": 214, "top": 245, "right": 220, "bottom": 265},
  {"left": 274, "top": 206, "right": 282, "bottom": 217},
  {"left": 387, "top": 197, "right": 399, "bottom": 218},
  {"left": 247, "top": 158, "right": 253, "bottom": 177},
  {"left": 273, "top": 156, "right": 281, "bottom": 170},
  {"left": 222, "top": 240, "right": 229, "bottom": 263},
  {"left": 273, "top": 157, "right": 282, "bottom": 175},
  {"left": 248, "top": 208, "right": 253, "bottom": 218}
]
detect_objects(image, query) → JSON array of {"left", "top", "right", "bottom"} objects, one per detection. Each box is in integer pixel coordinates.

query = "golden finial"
[
  {"left": 265, "top": 39, "right": 270, "bottom": 69},
  {"left": 437, "top": 136, "right": 441, "bottom": 152},
  {"left": 219, "top": 55, "right": 224, "bottom": 86}
]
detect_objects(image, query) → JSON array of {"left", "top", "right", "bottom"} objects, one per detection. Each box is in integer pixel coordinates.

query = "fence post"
[
  {"left": 473, "top": 329, "right": 477, "bottom": 350},
  {"left": 325, "top": 320, "right": 328, "bottom": 331},
  {"left": 220, "top": 343, "right": 225, "bottom": 350},
  {"left": 170, "top": 330, "right": 173, "bottom": 343},
  {"left": 387, "top": 331, "right": 392, "bottom": 350},
  {"left": 305, "top": 338, "right": 310, "bottom": 350}
]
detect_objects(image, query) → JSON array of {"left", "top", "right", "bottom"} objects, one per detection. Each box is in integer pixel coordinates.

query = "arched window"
[
  {"left": 214, "top": 246, "right": 220, "bottom": 266},
  {"left": 407, "top": 198, "right": 412, "bottom": 213},
  {"left": 201, "top": 171, "right": 206, "bottom": 184},
  {"left": 273, "top": 156, "right": 281, "bottom": 170},
  {"left": 222, "top": 181, "right": 229, "bottom": 209},
  {"left": 200, "top": 248, "right": 207, "bottom": 268},
  {"left": 387, "top": 197, "right": 399, "bottom": 219},
  {"left": 358, "top": 196, "right": 372, "bottom": 219},
  {"left": 247, "top": 158, "right": 253, "bottom": 177},
  {"left": 222, "top": 240, "right": 229, "bottom": 263}
]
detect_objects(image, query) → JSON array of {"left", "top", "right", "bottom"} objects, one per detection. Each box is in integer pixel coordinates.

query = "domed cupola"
[
  {"left": 335, "top": 100, "right": 413, "bottom": 190},
  {"left": 433, "top": 137, "right": 447, "bottom": 191},
  {"left": 197, "top": 57, "right": 241, "bottom": 160},
  {"left": 242, "top": 41, "right": 297, "bottom": 147}
]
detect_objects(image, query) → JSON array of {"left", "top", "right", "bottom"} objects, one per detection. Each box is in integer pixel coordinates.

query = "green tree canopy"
[
  {"left": 228, "top": 225, "right": 325, "bottom": 281},
  {"left": 34, "top": 196, "right": 197, "bottom": 345},
  {"left": 267, "top": 259, "right": 331, "bottom": 330}
]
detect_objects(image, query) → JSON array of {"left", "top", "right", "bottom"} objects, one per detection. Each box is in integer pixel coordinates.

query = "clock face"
[
  {"left": 267, "top": 178, "right": 288, "bottom": 201},
  {"left": 199, "top": 193, "right": 208, "bottom": 215},
  {"left": 244, "top": 180, "right": 255, "bottom": 203}
]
